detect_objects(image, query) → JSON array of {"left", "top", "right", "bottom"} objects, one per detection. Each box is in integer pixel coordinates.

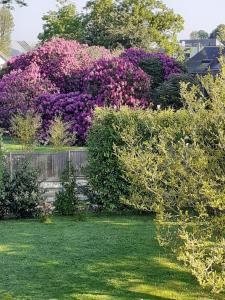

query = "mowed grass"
[
  {"left": 0, "top": 216, "right": 222, "bottom": 300},
  {"left": 3, "top": 137, "right": 85, "bottom": 153}
]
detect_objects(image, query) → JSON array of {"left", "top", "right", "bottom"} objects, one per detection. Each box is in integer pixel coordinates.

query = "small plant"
[
  {"left": 37, "top": 202, "right": 55, "bottom": 224},
  {"left": 48, "top": 116, "right": 75, "bottom": 151},
  {"left": 55, "top": 163, "right": 79, "bottom": 216},
  {"left": 11, "top": 111, "right": 41, "bottom": 151}
]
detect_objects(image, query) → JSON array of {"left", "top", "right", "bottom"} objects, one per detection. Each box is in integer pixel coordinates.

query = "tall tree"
[
  {"left": 0, "top": 6, "right": 14, "bottom": 56},
  {"left": 84, "top": 0, "right": 184, "bottom": 57},
  {"left": 38, "top": 0, "right": 84, "bottom": 42},
  {"left": 190, "top": 30, "right": 209, "bottom": 39}
]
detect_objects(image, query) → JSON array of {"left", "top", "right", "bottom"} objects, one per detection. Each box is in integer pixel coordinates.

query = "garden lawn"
[
  {"left": 3, "top": 137, "right": 85, "bottom": 153},
  {"left": 0, "top": 215, "right": 222, "bottom": 300}
]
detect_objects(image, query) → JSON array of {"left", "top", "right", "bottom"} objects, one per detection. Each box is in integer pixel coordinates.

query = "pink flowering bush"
[
  {"left": 65, "top": 57, "right": 151, "bottom": 107},
  {"left": 120, "top": 48, "right": 183, "bottom": 80},
  {"left": 7, "top": 38, "right": 113, "bottom": 90},
  {"left": 0, "top": 63, "right": 58, "bottom": 129}
]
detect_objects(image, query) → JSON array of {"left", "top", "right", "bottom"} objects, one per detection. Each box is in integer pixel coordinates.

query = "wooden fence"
[{"left": 5, "top": 150, "right": 88, "bottom": 181}]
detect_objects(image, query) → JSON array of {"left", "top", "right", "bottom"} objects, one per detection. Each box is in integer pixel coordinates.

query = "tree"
[
  {"left": 0, "top": 0, "right": 26, "bottom": 8},
  {"left": 38, "top": 0, "right": 84, "bottom": 43},
  {"left": 210, "top": 24, "right": 225, "bottom": 44},
  {"left": 83, "top": 0, "right": 184, "bottom": 57},
  {"left": 0, "top": 6, "right": 14, "bottom": 55},
  {"left": 190, "top": 30, "right": 209, "bottom": 39}
]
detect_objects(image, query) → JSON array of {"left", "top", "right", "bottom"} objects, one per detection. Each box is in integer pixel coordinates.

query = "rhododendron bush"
[
  {"left": 36, "top": 58, "right": 151, "bottom": 144},
  {"left": 0, "top": 38, "right": 184, "bottom": 144},
  {"left": 0, "top": 63, "right": 58, "bottom": 129}
]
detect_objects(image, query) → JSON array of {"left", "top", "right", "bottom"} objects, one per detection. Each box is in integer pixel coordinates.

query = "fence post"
[
  {"left": 9, "top": 152, "right": 13, "bottom": 180},
  {"left": 68, "top": 150, "right": 71, "bottom": 176}
]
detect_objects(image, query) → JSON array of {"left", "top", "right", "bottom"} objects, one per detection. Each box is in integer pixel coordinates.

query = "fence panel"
[{"left": 5, "top": 150, "right": 88, "bottom": 181}]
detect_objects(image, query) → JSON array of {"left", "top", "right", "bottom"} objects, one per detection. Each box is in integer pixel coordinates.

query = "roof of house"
[
  {"left": 185, "top": 46, "right": 225, "bottom": 74},
  {"left": 180, "top": 39, "right": 222, "bottom": 47},
  {"left": 11, "top": 40, "right": 35, "bottom": 57}
]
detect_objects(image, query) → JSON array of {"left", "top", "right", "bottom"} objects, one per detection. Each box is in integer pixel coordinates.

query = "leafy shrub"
[
  {"left": 139, "top": 57, "right": 164, "bottom": 89},
  {"left": 48, "top": 116, "right": 75, "bottom": 151},
  {"left": 11, "top": 111, "right": 41, "bottom": 151},
  {"left": 86, "top": 107, "right": 154, "bottom": 209},
  {"left": 55, "top": 164, "right": 79, "bottom": 216},
  {"left": 154, "top": 73, "right": 198, "bottom": 109},
  {"left": 115, "top": 67, "right": 225, "bottom": 293},
  {"left": 7, "top": 161, "right": 41, "bottom": 218}
]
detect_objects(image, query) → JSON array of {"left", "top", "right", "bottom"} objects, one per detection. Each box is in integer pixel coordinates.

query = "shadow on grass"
[{"left": 0, "top": 216, "right": 222, "bottom": 300}]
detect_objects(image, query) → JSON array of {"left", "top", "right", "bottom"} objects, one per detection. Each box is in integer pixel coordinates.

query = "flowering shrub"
[
  {"left": 7, "top": 38, "right": 112, "bottom": 90},
  {"left": 121, "top": 48, "right": 183, "bottom": 80},
  {"left": 0, "top": 63, "right": 58, "bottom": 129},
  {"left": 36, "top": 58, "right": 151, "bottom": 144},
  {"left": 35, "top": 92, "right": 95, "bottom": 144},
  {"left": 66, "top": 57, "right": 151, "bottom": 107}
]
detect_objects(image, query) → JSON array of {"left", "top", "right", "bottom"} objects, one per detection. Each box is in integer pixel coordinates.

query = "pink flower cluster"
[
  {"left": 121, "top": 48, "right": 183, "bottom": 80},
  {"left": 0, "top": 63, "right": 58, "bottom": 129}
]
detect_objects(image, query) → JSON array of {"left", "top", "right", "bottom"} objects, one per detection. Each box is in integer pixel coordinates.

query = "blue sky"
[{"left": 10, "top": 0, "right": 225, "bottom": 42}]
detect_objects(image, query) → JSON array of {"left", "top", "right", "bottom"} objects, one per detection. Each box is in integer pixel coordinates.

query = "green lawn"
[
  {"left": 0, "top": 215, "right": 222, "bottom": 300},
  {"left": 3, "top": 137, "right": 85, "bottom": 153}
]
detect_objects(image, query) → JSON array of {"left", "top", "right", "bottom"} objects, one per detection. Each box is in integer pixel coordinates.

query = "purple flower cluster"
[
  {"left": 66, "top": 57, "right": 151, "bottom": 107},
  {"left": 120, "top": 48, "right": 183, "bottom": 80},
  {"left": 36, "top": 58, "right": 151, "bottom": 143},
  {"left": 35, "top": 92, "right": 95, "bottom": 144},
  {"left": 0, "top": 63, "right": 58, "bottom": 129}
]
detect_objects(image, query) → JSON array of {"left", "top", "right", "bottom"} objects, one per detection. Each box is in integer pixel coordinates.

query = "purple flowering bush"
[
  {"left": 0, "top": 63, "right": 58, "bottom": 129},
  {"left": 36, "top": 58, "right": 151, "bottom": 144},
  {"left": 120, "top": 48, "right": 183, "bottom": 80},
  {"left": 35, "top": 92, "right": 95, "bottom": 144},
  {"left": 66, "top": 57, "right": 151, "bottom": 106}
]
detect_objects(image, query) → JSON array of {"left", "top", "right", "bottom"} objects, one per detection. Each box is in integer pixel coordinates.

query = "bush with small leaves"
[
  {"left": 49, "top": 116, "right": 75, "bottom": 151},
  {"left": 55, "top": 164, "right": 79, "bottom": 216},
  {"left": 11, "top": 111, "right": 41, "bottom": 151}
]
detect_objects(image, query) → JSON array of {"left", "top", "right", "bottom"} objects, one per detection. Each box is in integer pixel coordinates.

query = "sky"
[{"left": 10, "top": 0, "right": 225, "bottom": 42}]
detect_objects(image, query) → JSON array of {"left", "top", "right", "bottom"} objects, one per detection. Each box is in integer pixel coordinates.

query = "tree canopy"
[
  {"left": 190, "top": 30, "right": 209, "bottom": 39},
  {"left": 210, "top": 24, "right": 225, "bottom": 44},
  {"left": 39, "top": 0, "right": 184, "bottom": 58},
  {"left": 38, "top": 1, "right": 84, "bottom": 42},
  {"left": 0, "top": 6, "right": 14, "bottom": 55}
]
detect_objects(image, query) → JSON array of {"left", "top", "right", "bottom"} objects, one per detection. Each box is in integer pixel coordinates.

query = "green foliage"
[
  {"left": 55, "top": 163, "right": 79, "bottom": 216},
  {"left": 11, "top": 111, "right": 41, "bottom": 152},
  {"left": 114, "top": 65, "right": 225, "bottom": 293},
  {"left": 38, "top": 1, "right": 84, "bottom": 43},
  {"left": 190, "top": 30, "right": 209, "bottom": 39},
  {"left": 154, "top": 73, "right": 198, "bottom": 109},
  {"left": 83, "top": 0, "right": 184, "bottom": 57},
  {"left": 6, "top": 160, "right": 41, "bottom": 218},
  {"left": 86, "top": 107, "right": 158, "bottom": 209},
  {"left": 0, "top": 0, "right": 26, "bottom": 8},
  {"left": 0, "top": 6, "right": 14, "bottom": 56},
  {"left": 139, "top": 57, "right": 164, "bottom": 89},
  {"left": 48, "top": 116, "right": 75, "bottom": 151}
]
